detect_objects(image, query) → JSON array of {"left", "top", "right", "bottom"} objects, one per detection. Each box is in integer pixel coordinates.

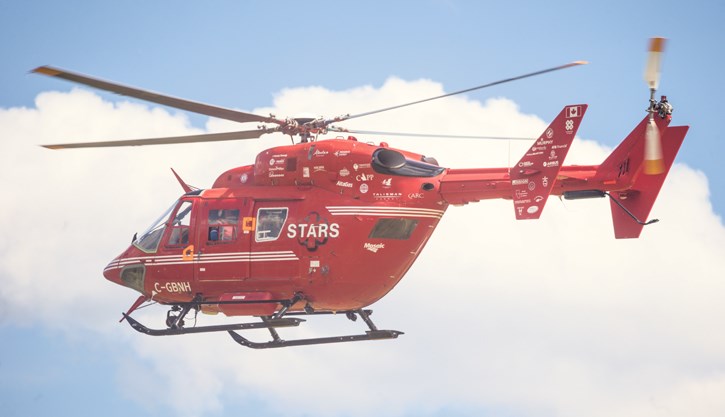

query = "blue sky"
[
  {"left": 4, "top": 0, "right": 722, "bottom": 208},
  {"left": 1, "top": 1, "right": 724, "bottom": 417}
]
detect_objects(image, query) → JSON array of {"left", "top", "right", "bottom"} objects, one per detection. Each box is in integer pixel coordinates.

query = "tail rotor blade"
[
  {"left": 644, "top": 118, "right": 665, "bottom": 175},
  {"left": 644, "top": 37, "right": 666, "bottom": 91}
]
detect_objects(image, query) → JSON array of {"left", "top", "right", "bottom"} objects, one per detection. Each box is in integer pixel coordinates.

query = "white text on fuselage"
[
  {"left": 154, "top": 281, "right": 191, "bottom": 294},
  {"left": 287, "top": 223, "right": 340, "bottom": 239}
]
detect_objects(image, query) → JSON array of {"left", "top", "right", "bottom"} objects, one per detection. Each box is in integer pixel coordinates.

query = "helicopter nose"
[
  {"left": 104, "top": 250, "right": 147, "bottom": 294},
  {"left": 103, "top": 258, "right": 122, "bottom": 284}
]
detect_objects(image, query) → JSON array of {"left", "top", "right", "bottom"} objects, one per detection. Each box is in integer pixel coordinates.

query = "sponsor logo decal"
[
  {"left": 364, "top": 243, "right": 385, "bottom": 253},
  {"left": 336, "top": 181, "right": 353, "bottom": 188},
  {"left": 512, "top": 178, "right": 529, "bottom": 185},
  {"left": 408, "top": 193, "right": 424, "bottom": 199},
  {"left": 373, "top": 192, "right": 402, "bottom": 200},
  {"left": 334, "top": 150, "right": 351, "bottom": 157},
  {"left": 527, "top": 205, "right": 539, "bottom": 214},
  {"left": 359, "top": 183, "right": 369, "bottom": 194},
  {"left": 565, "top": 119, "right": 574, "bottom": 131},
  {"left": 339, "top": 167, "right": 350, "bottom": 177},
  {"left": 356, "top": 173, "right": 374, "bottom": 181},
  {"left": 546, "top": 127, "right": 554, "bottom": 139}
]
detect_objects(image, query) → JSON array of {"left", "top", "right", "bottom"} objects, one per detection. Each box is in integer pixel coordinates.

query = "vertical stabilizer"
[{"left": 608, "top": 124, "right": 688, "bottom": 238}]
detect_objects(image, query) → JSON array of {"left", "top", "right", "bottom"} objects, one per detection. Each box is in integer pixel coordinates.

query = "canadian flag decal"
[{"left": 566, "top": 106, "right": 582, "bottom": 118}]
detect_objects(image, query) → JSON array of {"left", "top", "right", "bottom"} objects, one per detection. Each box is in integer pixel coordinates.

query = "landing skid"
[
  {"left": 122, "top": 313, "right": 303, "bottom": 336},
  {"left": 121, "top": 300, "right": 403, "bottom": 348},
  {"left": 227, "top": 310, "right": 403, "bottom": 349}
]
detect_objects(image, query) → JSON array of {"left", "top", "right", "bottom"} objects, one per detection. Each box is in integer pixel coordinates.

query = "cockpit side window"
[{"left": 167, "top": 201, "right": 193, "bottom": 246}]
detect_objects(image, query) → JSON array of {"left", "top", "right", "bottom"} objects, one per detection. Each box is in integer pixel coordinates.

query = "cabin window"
[
  {"left": 207, "top": 209, "right": 240, "bottom": 243},
  {"left": 167, "top": 201, "right": 193, "bottom": 246},
  {"left": 368, "top": 218, "right": 418, "bottom": 240},
  {"left": 256, "top": 208, "right": 288, "bottom": 242}
]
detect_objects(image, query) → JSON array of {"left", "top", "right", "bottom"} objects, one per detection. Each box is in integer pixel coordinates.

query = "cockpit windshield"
[{"left": 133, "top": 199, "right": 189, "bottom": 253}]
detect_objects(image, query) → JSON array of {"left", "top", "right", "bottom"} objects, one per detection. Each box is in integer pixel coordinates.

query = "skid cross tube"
[{"left": 169, "top": 292, "right": 306, "bottom": 309}]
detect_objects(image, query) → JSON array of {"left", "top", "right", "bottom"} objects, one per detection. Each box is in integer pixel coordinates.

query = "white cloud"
[{"left": 1, "top": 78, "right": 723, "bottom": 417}]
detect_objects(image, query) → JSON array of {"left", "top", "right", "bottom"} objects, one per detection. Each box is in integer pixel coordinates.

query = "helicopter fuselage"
[{"left": 104, "top": 137, "right": 453, "bottom": 314}]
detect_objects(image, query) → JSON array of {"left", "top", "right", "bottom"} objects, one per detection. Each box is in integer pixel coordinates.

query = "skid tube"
[
  {"left": 227, "top": 309, "right": 404, "bottom": 349},
  {"left": 122, "top": 313, "right": 304, "bottom": 336}
]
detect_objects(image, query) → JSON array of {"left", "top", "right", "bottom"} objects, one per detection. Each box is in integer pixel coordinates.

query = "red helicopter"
[{"left": 35, "top": 38, "right": 687, "bottom": 348}]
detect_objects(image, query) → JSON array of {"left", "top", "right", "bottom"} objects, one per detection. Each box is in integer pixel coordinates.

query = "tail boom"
[{"left": 437, "top": 106, "right": 688, "bottom": 239}]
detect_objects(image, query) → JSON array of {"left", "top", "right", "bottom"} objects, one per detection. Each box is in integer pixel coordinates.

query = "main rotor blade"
[
  {"left": 341, "top": 61, "right": 588, "bottom": 121},
  {"left": 328, "top": 126, "right": 533, "bottom": 141},
  {"left": 32, "top": 66, "right": 279, "bottom": 125},
  {"left": 42, "top": 128, "right": 271, "bottom": 150}
]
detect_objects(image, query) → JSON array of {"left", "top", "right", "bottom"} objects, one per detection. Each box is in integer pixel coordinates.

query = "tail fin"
[
  {"left": 511, "top": 104, "right": 588, "bottom": 219},
  {"left": 598, "top": 116, "right": 688, "bottom": 238}
]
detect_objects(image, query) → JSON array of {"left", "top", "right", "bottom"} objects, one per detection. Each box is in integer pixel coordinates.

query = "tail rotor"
[{"left": 643, "top": 37, "right": 667, "bottom": 175}]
